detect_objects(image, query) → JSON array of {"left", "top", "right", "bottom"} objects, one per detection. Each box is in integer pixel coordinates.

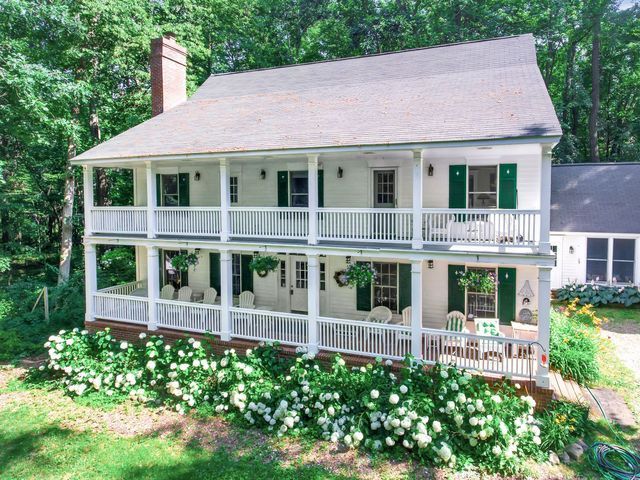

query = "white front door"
[{"left": 289, "top": 255, "right": 308, "bottom": 312}]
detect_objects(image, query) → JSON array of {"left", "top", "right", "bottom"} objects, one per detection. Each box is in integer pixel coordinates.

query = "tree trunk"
[
  {"left": 589, "top": 12, "right": 601, "bottom": 163},
  {"left": 58, "top": 135, "right": 76, "bottom": 285},
  {"left": 90, "top": 99, "right": 110, "bottom": 206},
  {"left": 562, "top": 39, "right": 577, "bottom": 127}
]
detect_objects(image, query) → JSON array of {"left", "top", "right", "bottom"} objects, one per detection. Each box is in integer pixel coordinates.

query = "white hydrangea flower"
[
  {"left": 370, "top": 389, "right": 380, "bottom": 399},
  {"left": 389, "top": 394, "right": 400, "bottom": 405},
  {"left": 399, "top": 385, "right": 408, "bottom": 394}
]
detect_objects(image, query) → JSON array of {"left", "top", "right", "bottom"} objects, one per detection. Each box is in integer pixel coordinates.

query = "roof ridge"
[{"left": 206, "top": 34, "right": 533, "bottom": 79}]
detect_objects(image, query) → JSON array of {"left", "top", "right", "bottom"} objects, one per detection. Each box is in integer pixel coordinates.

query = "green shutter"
[
  {"left": 277, "top": 171, "right": 289, "bottom": 207},
  {"left": 498, "top": 267, "right": 516, "bottom": 325},
  {"left": 209, "top": 252, "right": 221, "bottom": 293},
  {"left": 241, "top": 254, "right": 253, "bottom": 292},
  {"left": 156, "top": 174, "right": 161, "bottom": 206},
  {"left": 180, "top": 249, "right": 189, "bottom": 286},
  {"left": 178, "top": 173, "right": 189, "bottom": 206},
  {"left": 498, "top": 164, "right": 517, "bottom": 209},
  {"left": 318, "top": 170, "right": 324, "bottom": 208},
  {"left": 398, "top": 263, "right": 412, "bottom": 312},
  {"left": 449, "top": 165, "right": 467, "bottom": 209},
  {"left": 447, "top": 265, "right": 466, "bottom": 312},
  {"left": 356, "top": 261, "right": 372, "bottom": 311}
]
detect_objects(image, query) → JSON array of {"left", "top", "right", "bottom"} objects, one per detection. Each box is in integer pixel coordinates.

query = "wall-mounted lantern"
[
  {"left": 194, "top": 171, "right": 201, "bottom": 181},
  {"left": 337, "top": 167, "right": 344, "bottom": 178},
  {"left": 569, "top": 246, "right": 574, "bottom": 254},
  {"left": 260, "top": 169, "right": 266, "bottom": 180},
  {"left": 428, "top": 164, "right": 434, "bottom": 176},
  {"left": 427, "top": 259, "right": 434, "bottom": 269}
]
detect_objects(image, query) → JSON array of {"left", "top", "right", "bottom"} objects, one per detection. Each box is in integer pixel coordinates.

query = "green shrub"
[
  {"left": 549, "top": 309, "right": 600, "bottom": 385},
  {"left": 38, "top": 329, "right": 547, "bottom": 475},
  {"left": 537, "top": 401, "right": 590, "bottom": 451},
  {"left": 557, "top": 282, "right": 640, "bottom": 307}
]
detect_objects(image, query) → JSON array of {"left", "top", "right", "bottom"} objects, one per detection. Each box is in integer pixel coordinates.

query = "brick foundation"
[{"left": 86, "top": 319, "right": 554, "bottom": 411}]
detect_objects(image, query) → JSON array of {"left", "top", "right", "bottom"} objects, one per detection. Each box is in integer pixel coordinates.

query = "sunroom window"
[
  {"left": 586, "top": 238, "right": 608, "bottom": 282},
  {"left": 613, "top": 239, "right": 635, "bottom": 284},
  {"left": 468, "top": 166, "right": 497, "bottom": 208}
]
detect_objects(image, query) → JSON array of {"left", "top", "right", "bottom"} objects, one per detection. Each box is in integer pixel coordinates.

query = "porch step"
[{"left": 549, "top": 371, "right": 588, "bottom": 405}]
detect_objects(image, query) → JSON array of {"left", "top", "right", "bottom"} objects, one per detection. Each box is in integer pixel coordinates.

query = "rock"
[
  {"left": 560, "top": 452, "right": 572, "bottom": 464},
  {"left": 548, "top": 452, "right": 560, "bottom": 465},
  {"left": 577, "top": 439, "right": 589, "bottom": 451},
  {"left": 566, "top": 443, "right": 585, "bottom": 461}
]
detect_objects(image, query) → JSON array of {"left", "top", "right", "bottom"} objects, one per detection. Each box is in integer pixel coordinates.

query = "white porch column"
[
  {"left": 410, "top": 260, "right": 423, "bottom": 358},
  {"left": 635, "top": 238, "right": 640, "bottom": 285},
  {"left": 83, "top": 166, "right": 94, "bottom": 236},
  {"left": 412, "top": 150, "right": 424, "bottom": 249},
  {"left": 536, "top": 266, "right": 552, "bottom": 387},
  {"left": 145, "top": 161, "right": 157, "bottom": 238},
  {"left": 220, "top": 250, "right": 232, "bottom": 341},
  {"left": 84, "top": 242, "right": 97, "bottom": 323},
  {"left": 147, "top": 246, "right": 159, "bottom": 330},
  {"left": 307, "top": 253, "right": 319, "bottom": 353},
  {"left": 607, "top": 237, "right": 614, "bottom": 283},
  {"left": 539, "top": 146, "right": 552, "bottom": 254},
  {"left": 307, "top": 154, "right": 319, "bottom": 245},
  {"left": 219, "top": 158, "right": 230, "bottom": 242}
]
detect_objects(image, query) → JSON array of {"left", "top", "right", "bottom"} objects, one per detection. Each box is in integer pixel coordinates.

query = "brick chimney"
[{"left": 150, "top": 33, "right": 187, "bottom": 117}]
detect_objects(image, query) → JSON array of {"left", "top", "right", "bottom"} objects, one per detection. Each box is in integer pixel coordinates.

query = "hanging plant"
[
  {"left": 170, "top": 253, "right": 199, "bottom": 272},
  {"left": 456, "top": 269, "right": 497, "bottom": 294},
  {"left": 248, "top": 254, "right": 280, "bottom": 277},
  {"left": 337, "top": 262, "right": 377, "bottom": 288}
]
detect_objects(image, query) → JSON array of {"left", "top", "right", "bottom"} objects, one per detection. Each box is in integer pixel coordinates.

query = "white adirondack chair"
[
  {"left": 396, "top": 307, "right": 413, "bottom": 352},
  {"left": 160, "top": 284, "right": 175, "bottom": 300},
  {"left": 442, "top": 310, "right": 469, "bottom": 353},
  {"left": 177, "top": 286, "right": 193, "bottom": 302},
  {"left": 203, "top": 287, "right": 217, "bottom": 305},
  {"left": 237, "top": 290, "right": 255, "bottom": 309},
  {"left": 474, "top": 317, "right": 505, "bottom": 359},
  {"left": 365, "top": 306, "right": 393, "bottom": 324}
]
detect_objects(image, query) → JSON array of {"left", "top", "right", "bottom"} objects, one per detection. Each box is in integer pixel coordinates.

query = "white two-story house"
[{"left": 73, "top": 34, "right": 561, "bottom": 387}]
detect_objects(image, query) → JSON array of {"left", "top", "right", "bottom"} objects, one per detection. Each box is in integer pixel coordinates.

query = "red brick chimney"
[{"left": 150, "top": 33, "right": 187, "bottom": 117}]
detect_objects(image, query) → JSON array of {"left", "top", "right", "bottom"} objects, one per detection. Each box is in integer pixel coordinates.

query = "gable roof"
[
  {"left": 74, "top": 34, "right": 561, "bottom": 162},
  {"left": 551, "top": 163, "right": 640, "bottom": 234}
]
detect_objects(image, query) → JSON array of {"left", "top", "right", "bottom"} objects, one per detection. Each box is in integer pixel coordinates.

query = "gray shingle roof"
[
  {"left": 75, "top": 34, "right": 561, "bottom": 162},
  {"left": 551, "top": 163, "right": 640, "bottom": 234}
]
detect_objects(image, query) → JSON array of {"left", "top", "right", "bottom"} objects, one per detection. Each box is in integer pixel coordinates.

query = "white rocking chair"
[
  {"left": 160, "top": 284, "right": 175, "bottom": 300},
  {"left": 237, "top": 290, "right": 255, "bottom": 309},
  {"left": 177, "top": 286, "right": 193, "bottom": 302},
  {"left": 441, "top": 310, "right": 469, "bottom": 354},
  {"left": 365, "top": 306, "right": 393, "bottom": 324},
  {"left": 203, "top": 287, "right": 218, "bottom": 305}
]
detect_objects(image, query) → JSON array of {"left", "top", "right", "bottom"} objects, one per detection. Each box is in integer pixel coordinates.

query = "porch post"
[
  {"left": 307, "top": 154, "right": 319, "bottom": 245},
  {"left": 83, "top": 166, "right": 94, "bottom": 236},
  {"left": 412, "top": 150, "right": 424, "bottom": 249},
  {"left": 306, "top": 253, "right": 319, "bottom": 353},
  {"left": 539, "top": 145, "right": 552, "bottom": 254},
  {"left": 145, "top": 161, "right": 157, "bottom": 238},
  {"left": 410, "top": 260, "right": 423, "bottom": 358},
  {"left": 147, "top": 246, "right": 159, "bottom": 331},
  {"left": 219, "top": 158, "right": 230, "bottom": 242},
  {"left": 536, "top": 266, "right": 552, "bottom": 387},
  {"left": 220, "top": 250, "right": 232, "bottom": 341},
  {"left": 84, "top": 242, "right": 97, "bottom": 323}
]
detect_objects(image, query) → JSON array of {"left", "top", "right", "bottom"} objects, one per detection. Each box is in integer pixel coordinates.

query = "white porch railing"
[
  {"left": 91, "top": 207, "right": 147, "bottom": 234},
  {"left": 420, "top": 328, "right": 538, "bottom": 378},
  {"left": 157, "top": 300, "right": 221, "bottom": 334},
  {"left": 98, "top": 280, "right": 147, "bottom": 296},
  {"left": 317, "top": 208, "right": 413, "bottom": 243},
  {"left": 422, "top": 209, "right": 540, "bottom": 247},
  {"left": 155, "top": 207, "right": 221, "bottom": 236},
  {"left": 230, "top": 308, "right": 308, "bottom": 345},
  {"left": 317, "top": 317, "right": 411, "bottom": 360},
  {"left": 93, "top": 293, "right": 149, "bottom": 324},
  {"left": 229, "top": 207, "right": 309, "bottom": 239}
]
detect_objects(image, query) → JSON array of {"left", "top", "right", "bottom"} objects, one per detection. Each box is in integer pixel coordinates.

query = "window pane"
[
  {"left": 230, "top": 177, "right": 239, "bottom": 204},
  {"left": 162, "top": 174, "right": 178, "bottom": 195},
  {"left": 163, "top": 194, "right": 179, "bottom": 206},
  {"left": 164, "top": 251, "right": 181, "bottom": 289},
  {"left": 468, "top": 166, "right": 497, "bottom": 208},
  {"left": 586, "top": 260, "right": 607, "bottom": 282},
  {"left": 372, "top": 262, "right": 397, "bottom": 312},
  {"left": 232, "top": 254, "right": 241, "bottom": 296},
  {"left": 614, "top": 239, "right": 635, "bottom": 261},
  {"left": 587, "top": 238, "right": 608, "bottom": 260},
  {"left": 612, "top": 262, "right": 634, "bottom": 284}
]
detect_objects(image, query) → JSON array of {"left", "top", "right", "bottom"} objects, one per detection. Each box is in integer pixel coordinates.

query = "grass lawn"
[{"left": 593, "top": 305, "right": 640, "bottom": 325}]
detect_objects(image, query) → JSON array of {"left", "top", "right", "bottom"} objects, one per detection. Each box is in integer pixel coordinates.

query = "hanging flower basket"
[
  {"left": 170, "top": 253, "right": 199, "bottom": 272},
  {"left": 248, "top": 255, "right": 280, "bottom": 277},
  {"left": 335, "top": 262, "right": 377, "bottom": 288},
  {"left": 456, "top": 269, "right": 497, "bottom": 294}
]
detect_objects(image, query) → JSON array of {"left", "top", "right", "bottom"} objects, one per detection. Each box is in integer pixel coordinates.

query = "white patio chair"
[
  {"left": 237, "top": 290, "right": 255, "bottom": 309},
  {"left": 396, "top": 307, "right": 413, "bottom": 354},
  {"left": 365, "top": 306, "right": 393, "bottom": 324},
  {"left": 177, "top": 286, "right": 193, "bottom": 302},
  {"left": 441, "top": 310, "right": 469, "bottom": 354},
  {"left": 203, "top": 287, "right": 218, "bottom": 305},
  {"left": 160, "top": 284, "right": 175, "bottom": 300},
  {"left": 447, "top": 221, "right": 468, "bottom": 241},
  {"left": 474, "top": 317, "right": 505, "bottom": 359}
]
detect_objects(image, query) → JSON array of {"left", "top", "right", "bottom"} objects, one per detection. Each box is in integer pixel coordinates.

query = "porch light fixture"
[
  {"left": 260, "top": 169, "right": 266, "bottom": 180},
  {"left": 428, "top": 164, "right": 434, "bottom": 176},
  {"left": 569, "top": 246, "right": 574, "bottom": 254},
  {"left": 337, "top": 167, "right": 343, "bottom": 178},
  {"left": 345, "top": 256, "right": 352, "bottom": 265},
  {"left": 427, "top": 259, "right": 434, "bottom": 269},
  {"left": 194, "top": 248, "right": 201, "bottom": 255},
  {"left": 194, "top": 171, "right": 201, "bottom": 181}
]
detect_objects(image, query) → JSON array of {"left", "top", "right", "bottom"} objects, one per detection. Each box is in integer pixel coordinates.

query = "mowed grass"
[
  {"left": 593, "top": 305, "right": 640, "bottom": 325},
  {"left": 0, "top": 402, "right": 354, "bottom": 480}
]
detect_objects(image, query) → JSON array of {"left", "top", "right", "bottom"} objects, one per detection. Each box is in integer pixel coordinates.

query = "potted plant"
[
  {"left": 456, "top": 269, "right": 497, "bottom": 294},
  {"left": 170, "top": 252, "right": 199, "bottom": 272},
  {"left": 335, "top": 262, "right": 377, "bottom": 288},
  {"left": 248, "top": 254, "right": 280, "bottom": 277}
]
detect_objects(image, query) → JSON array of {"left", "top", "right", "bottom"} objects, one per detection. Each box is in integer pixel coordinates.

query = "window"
[
  {"left": 466, "top": 267, "right": 497, "bottom": 318},
  {"left": 280, "top": 260, "right": 287, "bottom": 287},
  {"left": 373, "top": 262, "right": 398, "bottom": 312},
  {"left": 295, "top": 261, "right": 308, "bottom": 289},
  {"left": 320, "top": 262, "right": 326, "bottom": 291},
  {"left": 232, "top": 254, "right": 241, "bottom": 295},
  {"left": 160, "top": 174, "right": 179, "bottom": 206},
  {"left": 586, "top": 238, "right": 608, "bottom": 282},
  {"left": 373, "top": 170, "right": 396, "bottom": 207},
  {"left": 290, "top": 171, "right": 308, "bottom": 207},
  {"left": 229, "top": 176, "right": 239, "bottom": 204},
  {"left": 468, "top": 166, "right": 497, "bottom": 208},
  {"left": 163, "top": 250, "right": 182, "bottom": 289},
  {"left": 613, "top": 239, "right": 635, "bottom": 283}
]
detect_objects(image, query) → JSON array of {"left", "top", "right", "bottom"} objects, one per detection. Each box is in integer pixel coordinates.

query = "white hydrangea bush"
[{"left": 39, "top": 328, "right": 545, "bottom": 474}]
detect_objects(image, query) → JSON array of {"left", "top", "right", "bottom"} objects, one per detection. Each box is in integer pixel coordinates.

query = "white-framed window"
[
  {"left": 466, "top": 267, "right": 497, "bottom": 318},
  {"left": 280, "top": 260, "right": 287, "bottom": 287},
  {"left": 586, "top": 238, "right": 608, "bottom": 282},
  {"left": 290, "top": 171, "right": 309, "bottom": 207},
  {"left": 232, "top": 254, "right": 241, "bottom": 295},
  {"left": 160, "top": 174, "right": 179, "bottom": 206},
  {"left": 468, "top": 166, "right": 497, "bottom": 208},
  {"left": 613, "top": 239, "right": 635, "bottom": 284},
  {"left": 229, "top": 176, "right": 239, "bottom": 204},
  {"left": 373, "top": 262, "right": 398, "bottom": 312},
  {"left": 320, "top": 262, "right": 326, "bottom": 291}
]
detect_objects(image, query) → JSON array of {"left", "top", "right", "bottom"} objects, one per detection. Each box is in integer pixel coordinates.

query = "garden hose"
[{"left": 584, "top": 385, "right": 640, "bottom": 479}]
